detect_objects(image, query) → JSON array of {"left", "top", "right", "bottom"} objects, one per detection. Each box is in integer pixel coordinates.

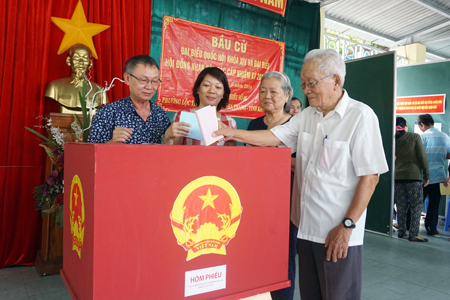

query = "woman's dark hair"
[
  {"left": 396, "top": 116, "right": 407, "bottom": 138},
  {"left": 192, "top": 67, "right": 230, "bottom": 111}
]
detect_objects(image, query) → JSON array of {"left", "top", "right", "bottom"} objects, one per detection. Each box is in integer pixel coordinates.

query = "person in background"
[
  {"left": 289, "top": 97, "right": 302, "bottom": 115},
  {"left": 164, "top": 67, "right": 236, "bottom": 146},
  {"left": 394, "top": 117, "right": 429, "bottom": 242},
  {"left": 247, "top": 71, "right": 297, "bottom": 300},
  {"left": 289, "top": 97, "right": 302, "bottom": 180},
  {"left": 87, "top": 55, "right": 170, "bottom": 144},
  {"left": 214, "top": 49, "right": 388, "bottom": 300},
  {"left": 416, "top": 114, "right": 450, "bottom": 236}
]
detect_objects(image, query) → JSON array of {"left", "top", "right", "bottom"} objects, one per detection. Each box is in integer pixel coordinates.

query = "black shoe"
[
  {"left": 398, "top": 233, "right": 407, "bottom": 238},
  {"left": 409, "top": 236, "right": 428, "bottom": 242},
  {"left": 426, "top": 230, "right": 439, "bottom": 236}
]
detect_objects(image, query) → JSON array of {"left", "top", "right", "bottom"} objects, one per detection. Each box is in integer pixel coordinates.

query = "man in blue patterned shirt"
[
  {"left": 87, "top": 55, "right": 170, "bottom": 144},
  {"left": 416, "top": 114, "right": 450, "bottom": 236}
]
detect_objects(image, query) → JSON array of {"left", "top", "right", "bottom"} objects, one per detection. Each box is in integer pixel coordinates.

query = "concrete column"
[
  {"left": 320, "top": 8, "right": 325, "bottom": 49},
  {"left": 395, "top": 43, "right": 426, "bottom": 64}
]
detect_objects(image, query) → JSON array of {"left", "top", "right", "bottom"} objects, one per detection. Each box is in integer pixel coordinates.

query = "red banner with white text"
[
  {"left": 157, "top": 15, "right": 285, "bottom": 119},
  {"left": 239, "top": 0, "right": 287, "bottom": 16},
  {"left": 396, "top": 94, "right": 446, "bottom": 115}
]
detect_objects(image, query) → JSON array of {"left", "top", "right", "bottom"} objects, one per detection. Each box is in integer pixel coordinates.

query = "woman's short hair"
[
  {"left": 304, "top": 49, "right": 346, "bottom": 87},
  {"left": 260, "top": 71, "right": 293, "bottom": 112},
  {"left": 260, "top": 71, "right": 293, "bottom": 100},
  {"left": 192, "top": 67, "right": 230, "bottom": 111}
]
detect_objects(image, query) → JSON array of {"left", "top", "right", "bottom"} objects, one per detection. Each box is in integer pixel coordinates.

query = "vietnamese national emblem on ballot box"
[
  {"left": 170, "top": 176, "right": 242, "bottom": 261},
  {"left": 70, "top": 175, "right": 85, "bottom": 259}
]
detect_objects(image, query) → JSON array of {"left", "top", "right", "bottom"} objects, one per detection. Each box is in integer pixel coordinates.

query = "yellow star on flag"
[
  {"left": 199, "top": 188, "right": 219, "bottom": 210},
  {"left": 51, "top": 0, "right": 110, "bottom": 59}
]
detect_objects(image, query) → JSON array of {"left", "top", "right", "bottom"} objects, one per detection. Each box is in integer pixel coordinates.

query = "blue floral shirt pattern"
[{"left": 87, "top": 96, "right": 170, "bottom": 144}]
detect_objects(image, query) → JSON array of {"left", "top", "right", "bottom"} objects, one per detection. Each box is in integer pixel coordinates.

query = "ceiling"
[{"left": 318, "top": 0, "right": 450, "bottom": 61}]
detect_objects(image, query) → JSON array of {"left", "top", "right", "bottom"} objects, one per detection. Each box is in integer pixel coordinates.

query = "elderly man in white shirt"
[{"left": 214, "top": 49, "right": 388, "bottom": 300}]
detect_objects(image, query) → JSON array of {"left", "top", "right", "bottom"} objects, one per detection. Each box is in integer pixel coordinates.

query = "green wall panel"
[
  {"left": 397, "top": 60, "right": 450, "bottom": 216},
  {"left": 344, "top": 52, "right": 396, "bottom": 235}
]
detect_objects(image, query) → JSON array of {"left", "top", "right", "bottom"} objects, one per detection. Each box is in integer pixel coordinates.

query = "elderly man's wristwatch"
[{"left": 343, "top": 217, "right": 356, "bottom": 229}]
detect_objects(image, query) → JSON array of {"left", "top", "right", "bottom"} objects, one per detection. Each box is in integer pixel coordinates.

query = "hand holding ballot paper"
[
  {"left": 180, "top": 106, "right": 224, "bottom": 146},
  {"left": 164, "top": 105, "right": 236, "bottom": 146},
  {"left": 163, "top": 67, "right": 237, "bottom": 146}
]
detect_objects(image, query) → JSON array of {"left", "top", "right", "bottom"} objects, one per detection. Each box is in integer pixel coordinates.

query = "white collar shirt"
[{"left": 271, "top": 90, "right": 388, "bottom": 246}]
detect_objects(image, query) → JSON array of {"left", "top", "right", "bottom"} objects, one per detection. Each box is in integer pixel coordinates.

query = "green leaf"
[
  {"left": 55, "top": 205, "right": 64, "bottom": 227},
  {"left": 25, "top": 127, "right": 56, "bottom": 146},
  {"left": 75, "top": 114, "right": 83, "bottom": 126}
]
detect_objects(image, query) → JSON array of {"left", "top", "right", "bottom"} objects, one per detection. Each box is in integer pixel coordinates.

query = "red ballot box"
[{"left": 61, "top": 143, "right": 291, "bottom": 300}]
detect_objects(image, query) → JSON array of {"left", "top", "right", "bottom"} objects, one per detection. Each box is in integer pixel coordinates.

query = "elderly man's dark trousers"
[
  {"left": 423, "top": 183, "right": 441, "bottom": 234},
  {"left": 297, "top": 238, "right": 362, "bottom": 300}
]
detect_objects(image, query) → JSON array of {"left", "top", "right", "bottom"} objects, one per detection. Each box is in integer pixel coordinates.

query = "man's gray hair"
[
  {"left": 260, "top": 71, "right": 294, "bottom": 101},
  {"left": 304, "top": 49, "right": 346, "bottom": 87},
  {"left": 124, "top": 55, "right": 159, "bottom": 74}
]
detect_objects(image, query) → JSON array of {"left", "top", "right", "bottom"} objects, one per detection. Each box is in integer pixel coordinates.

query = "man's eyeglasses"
[
  {"left": 128, "top": 73, "right": 162, "bottom": 87},
  {"left": 300, "top": 74, "right": 335, "bottom": 90}
]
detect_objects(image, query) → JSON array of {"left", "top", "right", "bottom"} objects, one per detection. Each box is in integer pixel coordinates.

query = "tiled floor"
[
  {"left": 1, "top": 224, "right": 449, "bottom": 300},
  {"left": 360, "top": 223, "right": 450, "bottom": 300},
  {"left": 0, "top": 265, "right": 71, "bottom": 300}
]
